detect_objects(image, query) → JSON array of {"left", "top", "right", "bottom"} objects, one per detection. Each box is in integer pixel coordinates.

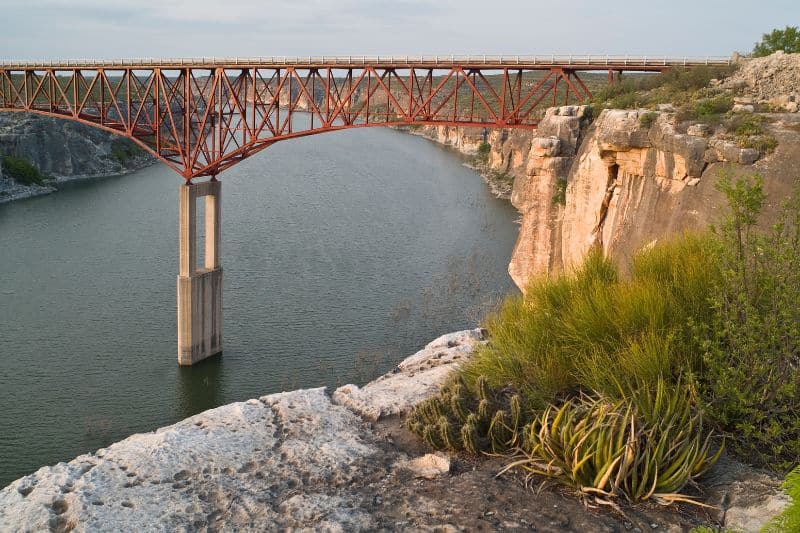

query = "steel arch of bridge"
[{"left": 0, "top": 56, "right": 733, "bottom": 181}]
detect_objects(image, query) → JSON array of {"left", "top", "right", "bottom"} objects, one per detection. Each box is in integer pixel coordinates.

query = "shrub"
[
  {"left": 753, "top": 26, "right": 800, "bottom": 57},
  {"left": 502, "top": 380, "right": 722, "bottom": 505},
  {"left": 489, "top": 171, "right": 514, "bottom": 185},
  {"left": 727, "top": 113, "right": 765, "bottom": 137},
  {"left": 110, "top": 138, "right": 145, "bottom": 165},
  {"left": 681, "top": 95, "right": 734, "bottom": 122},
  {"left": 551, "top": 176, "right": 567, "bottom": 205},
  {"left": 474, "top": 141, "right": 491, "bottom": 166},
  {"left": 692, "top": 172, "right": 800, "bottom": 472},
  {"left": 1, "top": 155, "right": 45, "bottom": 185},
  {"left": 639, "top": 111, "right": 657, "bottom": 129},
  {"left": 737, "top": 134, "right": 778, "bottom": 154}
]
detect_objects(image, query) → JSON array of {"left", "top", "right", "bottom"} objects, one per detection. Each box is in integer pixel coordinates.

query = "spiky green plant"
[
  {"left": 763, "top": 465, "right": 800, "bottom": 532},
  {"left": 501, "top": 380, "right": 722, "bottom": 505},
  {"left": 406, "top": 375, "right": 529, "bottom": 454}
]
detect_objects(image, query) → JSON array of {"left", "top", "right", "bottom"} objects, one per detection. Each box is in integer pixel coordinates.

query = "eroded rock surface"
[
  {"left": 333, "top": 329, "right": 485, "bottom": 421},
  {"left": 0, "top": 388, "right": 385, "bottom": 532}
]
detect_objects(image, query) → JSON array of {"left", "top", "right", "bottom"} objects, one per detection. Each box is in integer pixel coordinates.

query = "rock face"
[
  {"left": 561, "top": 109, "right": 713, "bottom": 273},
  {"left": 0, "top": 112, "right": 153, "bottom": 202},
  {"left": 410, "top": 106, "right": 799, "bottom": 291}
]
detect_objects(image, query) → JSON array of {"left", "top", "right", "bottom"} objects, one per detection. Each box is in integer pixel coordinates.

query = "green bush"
[
  {"left": 503, "top": 380, "right": 722, "bottom": 505},
  {"left": 725, "top": 114, "right": 778, "bottom": 154},
  {"left": 551, "top": 176, "right": 567, "bottom": 205},
  {"left": 110, "top": 138, "right": 145, "bottom": 165},
  {"left": 1, "top": 155, "right": 45, "bottom": 185},
  {"left": 753, "top": 26, "right": 800, "bottom": 57},
  {"left": 693, "top": 172, "right": 800, "bottom": 472},
  {"left": 727, "top": 114, "right": 765, "bottom": 137},
  {"left": 474, "top": 141, "right": 491, "bottom": 165},
  {"left": 737, "top": 134, "right": 778, "bottom": 154},
  {"left": 682, "top": 95, "right": 734, "bottom": 122},
  {"left": 639, "top": 111, "right": 657, "bottom": 129}
]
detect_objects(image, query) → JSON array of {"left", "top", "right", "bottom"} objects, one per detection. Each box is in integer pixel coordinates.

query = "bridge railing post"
[{"left": 177, "top": 180, "right": 223, "bottom": 365}]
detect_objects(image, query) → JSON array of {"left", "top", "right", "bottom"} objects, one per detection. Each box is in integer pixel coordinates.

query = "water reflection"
[{"left": 176, "top": 354, "right": 225, "bottom": 420}]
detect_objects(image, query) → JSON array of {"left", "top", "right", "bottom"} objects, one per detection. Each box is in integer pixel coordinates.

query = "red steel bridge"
[
  {"left": 0, "top": 55, "right": 733, "bottom": 181},
  {"left": 0, "top": 54, "right": 735, "bottom": 364}
]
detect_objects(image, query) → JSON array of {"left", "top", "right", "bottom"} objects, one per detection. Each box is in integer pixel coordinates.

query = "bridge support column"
[{"left": 177, "top": 180, "right": 222, "bottom": 365}]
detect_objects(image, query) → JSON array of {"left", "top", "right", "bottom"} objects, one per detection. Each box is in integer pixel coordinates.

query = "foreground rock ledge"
[{"left": 0, "top": 329, "right": 788, "bottom": 532}]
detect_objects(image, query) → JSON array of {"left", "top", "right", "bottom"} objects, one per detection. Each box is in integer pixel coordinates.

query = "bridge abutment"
[{"left": 177, "top": 181, "right": 222, "bottom": 365}]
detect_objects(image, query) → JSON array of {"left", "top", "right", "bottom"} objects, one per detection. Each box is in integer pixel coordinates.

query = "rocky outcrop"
[
  {"left": 0, "top": 112, "right": 153, "bottom": 203},
  {"left": 560, "top": 108, "right": 747, "bottom": 273},
  {"left": 0, "top": 328, "right": 788, "bottom": 531},
  {"left": 333, "top": 329, "right": 484, "bottom": 421},
  {"left": 722, "top": 51, "right": 800, "bottom": 112},
  {"left": 0, "top": 330, "right": 483, "bottom": 531}
]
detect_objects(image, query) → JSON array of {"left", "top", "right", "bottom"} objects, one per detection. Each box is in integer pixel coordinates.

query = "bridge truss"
[{"left": 0, "top": 56, "right": 732, "bottom": 180}]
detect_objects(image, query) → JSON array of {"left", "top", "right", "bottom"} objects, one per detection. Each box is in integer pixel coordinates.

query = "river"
[{"left": 0, "top": 124, "right": 518, "bottom": 487}]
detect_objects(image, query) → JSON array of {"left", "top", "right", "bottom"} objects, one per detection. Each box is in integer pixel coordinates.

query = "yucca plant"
[{"left": 501, "top": 379, "right": 722, "bottom": 506}]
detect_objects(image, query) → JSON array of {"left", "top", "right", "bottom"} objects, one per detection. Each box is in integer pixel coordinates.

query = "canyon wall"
[
  {"left": 0, "top": 112, "right": 153, "bottom": 202},
  {"left": 413, "top": 107, "right": 800, "bottom": 290}
]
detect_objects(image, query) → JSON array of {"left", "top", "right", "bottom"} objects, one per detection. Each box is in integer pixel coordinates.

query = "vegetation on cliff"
[
  {"left": 588, "top": 64, "right": 737, "bottom": 113},
  {"left": 753, "top": 26, "right": 800, "bottom": 57},
  {"left": 110, "top": 138, "right": 147, "bottom": 165},
  {"left": 408, "top": 170, "right": 800, "bottom": 506},
  {"left": 1, "top": 155, "right": 48, "bottom": 186}
]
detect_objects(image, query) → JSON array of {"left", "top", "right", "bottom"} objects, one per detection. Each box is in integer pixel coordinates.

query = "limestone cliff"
[
  {"left": 410, "top": 107, "right": 800, "bottom": 291},
  {"left": 0, "top": 112, "right": 153, "bottom": 203}
]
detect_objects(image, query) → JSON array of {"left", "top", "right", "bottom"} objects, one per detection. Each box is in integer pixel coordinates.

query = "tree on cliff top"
[{"left": 753, "top": 26, "right": 800, "bottom": 57}]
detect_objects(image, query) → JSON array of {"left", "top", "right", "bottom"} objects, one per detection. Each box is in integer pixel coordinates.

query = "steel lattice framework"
[{"left": 0, "top": 56, "right": 732, "bottom": 181}]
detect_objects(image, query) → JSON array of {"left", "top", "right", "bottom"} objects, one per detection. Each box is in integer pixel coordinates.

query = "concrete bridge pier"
[{"left": 177, "top": 180, "right": 223, "bottom": 365}]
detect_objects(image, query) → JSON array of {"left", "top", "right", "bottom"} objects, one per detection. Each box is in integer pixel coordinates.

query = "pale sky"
[{"left": 1, "top": 0, "right": 796, "bottom": 60}]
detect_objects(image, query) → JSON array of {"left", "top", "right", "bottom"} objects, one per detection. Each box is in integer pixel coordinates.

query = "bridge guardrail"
[{"left": 0, "top": 55, "right": 734, "bottom": 69}]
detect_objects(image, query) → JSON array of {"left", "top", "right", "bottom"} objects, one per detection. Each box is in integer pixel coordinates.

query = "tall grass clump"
[{"left": 460, "top": 234, "right": 717, "bottom": 407}]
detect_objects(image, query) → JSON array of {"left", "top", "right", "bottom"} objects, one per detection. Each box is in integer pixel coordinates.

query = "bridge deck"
[{"left": 0, "top": 55, "right": 733, "bottom": 71}]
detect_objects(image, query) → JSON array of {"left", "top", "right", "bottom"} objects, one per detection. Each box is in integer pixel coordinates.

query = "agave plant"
[{"left": 501, "top": 379, "right": 723, "bottom": 506}]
